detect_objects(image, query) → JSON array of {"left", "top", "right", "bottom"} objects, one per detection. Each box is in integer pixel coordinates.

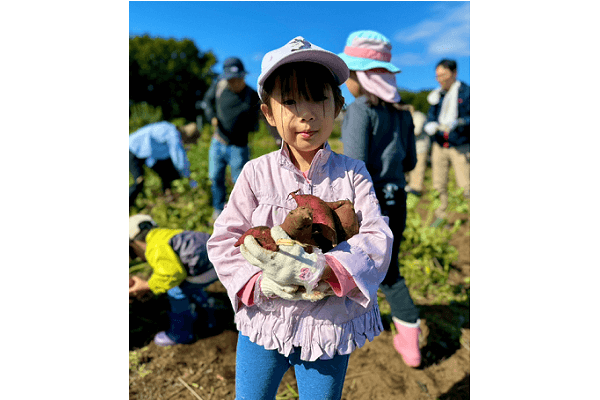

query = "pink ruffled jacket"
[{"left": 207, "top": 142, "right": 393, "bottom": 361}]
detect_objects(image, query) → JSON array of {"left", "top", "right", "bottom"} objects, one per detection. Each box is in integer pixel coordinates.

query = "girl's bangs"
[{"left": 279, "top": 63, "right": 331, "bottom": 101}]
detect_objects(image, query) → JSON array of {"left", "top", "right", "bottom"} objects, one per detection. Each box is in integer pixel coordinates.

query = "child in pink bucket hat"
[
  {"left": 339, "top": 30, "right": 401, "bottom": 72},
  {"left": 339, "top": 30, "right": 422, "bottom": 367}
]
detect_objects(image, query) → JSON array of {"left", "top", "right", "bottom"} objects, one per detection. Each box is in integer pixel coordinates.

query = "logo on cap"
[
  {"left": 229, "top": 66, "right": 239, "bottom": 72},
  {"left": 289, "top": 37, "right": 311, "bottom": 52}
]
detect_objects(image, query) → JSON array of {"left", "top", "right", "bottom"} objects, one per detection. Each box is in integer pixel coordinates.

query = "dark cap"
[{"left": 220, "top": 57, "right": 247, "bottom": 80}]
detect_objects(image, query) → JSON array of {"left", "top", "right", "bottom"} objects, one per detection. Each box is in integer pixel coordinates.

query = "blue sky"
[{"left": 129, "top": 1, "right": 470, "bottom": 101}]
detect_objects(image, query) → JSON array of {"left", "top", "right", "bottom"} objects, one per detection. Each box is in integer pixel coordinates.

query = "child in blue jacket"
[{"left": 129, "top": 122, "right": 199, "bottom": 207}]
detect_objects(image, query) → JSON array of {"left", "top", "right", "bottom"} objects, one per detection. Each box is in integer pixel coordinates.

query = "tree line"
[
  {"left": 129, "top": 35, "right": 433, "bottom": 124},
  {"left": 129, "top": 35, "right": 217, "bottom": 122}
]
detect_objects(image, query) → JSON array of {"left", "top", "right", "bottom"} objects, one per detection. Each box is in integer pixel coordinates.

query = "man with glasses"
[{"left": 423, "top": 59, "right": 470, "bottom": 224}]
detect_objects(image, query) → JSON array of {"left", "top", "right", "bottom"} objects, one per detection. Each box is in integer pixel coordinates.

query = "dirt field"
[{"left": 129, "top": 207, "right": 470, "bottom": 400}]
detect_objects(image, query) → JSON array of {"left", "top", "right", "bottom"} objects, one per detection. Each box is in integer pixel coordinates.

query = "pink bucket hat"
[{"left": 338, "top": 30, "right": 401, "bottom": 73}]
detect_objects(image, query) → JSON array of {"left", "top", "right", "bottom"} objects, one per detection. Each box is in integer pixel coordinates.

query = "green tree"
[
  {"left": 129, "top": 102, "right": 163, "bottom": 134},
  {"left": 129, "top": 35, "right": 217, "bottom": 121},
  {"left": 398, "top": 89, "right": 433, "bottom": 114}
]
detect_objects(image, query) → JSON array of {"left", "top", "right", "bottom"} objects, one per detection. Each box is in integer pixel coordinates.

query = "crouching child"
[{"left": 129, "top": 214, "right": 219, "bottom": 346}]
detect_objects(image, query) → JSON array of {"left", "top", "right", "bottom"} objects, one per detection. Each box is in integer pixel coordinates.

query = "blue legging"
[{"left": 235, "top": 334, "right": 350, "bottom": 400}]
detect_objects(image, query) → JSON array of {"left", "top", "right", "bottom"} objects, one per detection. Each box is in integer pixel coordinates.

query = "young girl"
[
  {"left": 338, "top": 30, "right": 422, "bottom": 367},
  {"left": 207, "top": 36, "right": 394, "bottom": 399}
]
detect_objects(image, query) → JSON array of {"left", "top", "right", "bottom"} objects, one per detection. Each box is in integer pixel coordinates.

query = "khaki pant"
[
  {"left": 407, "top": 150, "right": 429, "bottom": 192},
  {"left": 431, "top": 142, "right": 470, "bottom": 218}
]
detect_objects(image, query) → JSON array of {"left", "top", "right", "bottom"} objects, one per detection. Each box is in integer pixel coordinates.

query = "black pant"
[
  {"left": 375, "top": 184, "right": 419, "bottom": 323},
  {"left": 129, "top": 151, "right": 181, "bottom": 207}
]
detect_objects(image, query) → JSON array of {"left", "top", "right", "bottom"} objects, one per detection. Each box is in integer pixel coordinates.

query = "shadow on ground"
[{"left": 129, "top": 284, "right": 235, "bottom": 351}]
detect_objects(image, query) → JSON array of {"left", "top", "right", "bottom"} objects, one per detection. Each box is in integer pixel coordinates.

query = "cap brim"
[{"left": 338, "top": 53, "right": 401, "bottom": 73}]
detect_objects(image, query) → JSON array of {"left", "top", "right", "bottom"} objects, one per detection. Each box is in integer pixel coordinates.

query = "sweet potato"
[
  {"left": 325, "top": 199, "right": 351, "bottom": 211},
  {"left": 235, "top": 194, "right": 359, "bottom": 254},
  {"left": 234, "top": 207, "right": 316, "bottom": 252},
  {"left": 289, "top": 190, "right": 338, "bottom": 252},
  {"left": 279, "top": 206, "right": 314, "bottom": 246},
  {"left": 323, "top": 199, "right": 359, "bottom": 241},
  {"left": 330, "top": 201, "right": 359, "bottom": 242},
  {"left": 234, "top": 226, "right": 277, "bottom": 251}
]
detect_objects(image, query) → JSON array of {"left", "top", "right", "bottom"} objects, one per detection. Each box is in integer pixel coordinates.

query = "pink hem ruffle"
[{"left": 235, "top": 303, "right": 383, "bottom": 362}]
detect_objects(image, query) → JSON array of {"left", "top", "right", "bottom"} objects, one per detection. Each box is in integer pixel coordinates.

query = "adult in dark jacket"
[
  {"left": 424, "top": 59, "right": 470, "bottom": 221},
  {"left": 200, "top": 57, "right": 260, "bottom": 222}
]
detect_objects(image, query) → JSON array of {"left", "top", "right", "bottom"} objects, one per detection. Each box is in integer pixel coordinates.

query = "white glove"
[
  {"left": 438, "top": 124, "right": 450, "bottom": 132},
  {"left": 240, "top": 225, "right": 327, "bottom": 293},
  {"left": 259, "top": 276, "right": 334, "bottom": 302},
  {"left": 440, "top": 119, "right": 463, "bottom": 133},
  {"left": 259, "top": 275, "right": 300, "bottom": 300},
  {"left": 424, "top": 121, "right": 439, "bottom": 136},
  {"left": 300, "top": 281, "right": 335, "bottom": 301}
]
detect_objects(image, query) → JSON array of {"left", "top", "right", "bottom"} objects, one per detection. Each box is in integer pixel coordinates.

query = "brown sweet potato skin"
[
  {"left": 325, "top": 199, "right": 351, "bottom": 211},
  {"left": 290, "top": 190, "right": 338, "bottom": 252},
  {"left": 331, "top": 201, "right": 359, "bottom": 242},
  {"left": 234, "top": 207, "right": 317, "bottom": 252},
  {"left": 234, "top": 194, "right": 359, "bottom": 253},
  {"left": 279, "top": 206, "right": 314, "bottom": 245},
  {"left": 234, "top": 226, "right": 278, "bottom": 251}
]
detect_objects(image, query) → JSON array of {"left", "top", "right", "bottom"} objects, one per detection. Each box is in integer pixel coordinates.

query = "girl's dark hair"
[
  {"left": 260, "top": 62, "right": 344, "bottom": 114},
  {"left": 436, "top": 59, "right": 457, "bottom": 72}
]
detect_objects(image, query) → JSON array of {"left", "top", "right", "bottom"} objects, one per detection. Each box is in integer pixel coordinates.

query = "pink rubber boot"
[{"left": 393, "top": 317, "right": 421, "bottom": 367}]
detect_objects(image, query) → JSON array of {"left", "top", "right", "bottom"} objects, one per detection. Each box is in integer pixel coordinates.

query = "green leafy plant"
[
  {"left": 249, "top": 121, "right": 282, "bottom": 159},
  {"left": 129, "top": 347, "right": 152, "bottom": 377},
  {"left": 396, "top": 190, "right": 468, "bottom": 304},
  {"left": 445, "top": 167, "right": 470, "bottom": 214},
  {"left": 276, "top": 383, "right": 299, "bottom": 399}
]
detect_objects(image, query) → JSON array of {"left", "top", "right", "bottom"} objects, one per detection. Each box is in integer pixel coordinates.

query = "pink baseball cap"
[{"left": 257, "top": 36, "right": 349, "bottom": 101}]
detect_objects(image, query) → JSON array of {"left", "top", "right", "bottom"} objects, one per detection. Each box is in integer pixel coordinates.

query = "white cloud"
[
  {"left": 393, "top": 53, "right": 428, "bottom": 67},
  {"left": 446, "top": 3, "right": 470, "bottom": 23},
  {"left": 428, "top": 2, "right": 456, "bottom": 14},
  {"left": 428, "top": 25, "right": 470, "bottom": 56},
  {"left": 395, "top": 20, "right": 445, "bottom": 43},
  {"left": 393, "top": 3, "right": 470, "bottom": 59}
]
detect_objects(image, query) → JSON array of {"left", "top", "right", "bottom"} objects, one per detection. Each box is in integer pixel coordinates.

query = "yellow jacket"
[{"left": 145, "top": 228, "right": 187, "bottom": 294}]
